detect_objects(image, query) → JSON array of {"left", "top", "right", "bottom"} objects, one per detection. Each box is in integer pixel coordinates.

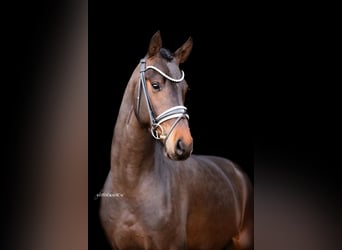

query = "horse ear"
[
  {"left": 174, "top": 37, "right": 193, "bottom": 64},
  {"left": 147, "top": 30, "right": 162, "bottom": 58}
]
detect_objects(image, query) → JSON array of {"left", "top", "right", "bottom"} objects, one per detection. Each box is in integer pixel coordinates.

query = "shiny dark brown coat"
[{"left": 99, "top": 31, "right": 254, "bottom": 250}]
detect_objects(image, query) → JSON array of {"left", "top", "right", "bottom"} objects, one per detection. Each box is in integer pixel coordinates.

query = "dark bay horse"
[{"left": 99, "top": 31, "right": 253, "bottom": 250}]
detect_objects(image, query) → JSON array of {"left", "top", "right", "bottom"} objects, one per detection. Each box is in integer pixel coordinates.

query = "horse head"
[{"left": 133, "top": 30, "right": 193, "bottom": 161}]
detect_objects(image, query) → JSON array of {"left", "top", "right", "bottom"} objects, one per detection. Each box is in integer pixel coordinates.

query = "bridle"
[{"left": 137, "top": 58, "right": 189, "bottom": 142}]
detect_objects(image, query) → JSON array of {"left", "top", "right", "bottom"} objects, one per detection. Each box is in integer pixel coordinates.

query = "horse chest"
[
  {"left": 113, "top": 209, "right": 151, "bottom": 249},
  {"left": 110, "top": 192, "right": 184, "bottom": 249},
  {"left": 118, "top": 198, "right": 171, "bottom": 228}
]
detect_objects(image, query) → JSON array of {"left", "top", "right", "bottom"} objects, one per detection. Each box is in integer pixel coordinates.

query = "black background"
[
  {"left": 89, "top": 2, "right": 339, "bottom": 184},
  {"left": 89, "top": 3, "right": 257, "bottom": 249},
  {"left": 89, "top": 2, "right": 342, "bottom": 250}
]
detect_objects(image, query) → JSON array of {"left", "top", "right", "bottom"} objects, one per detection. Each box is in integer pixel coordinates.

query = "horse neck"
[{"left": 110, "top": 73, "right": 157, "bottom": 186}]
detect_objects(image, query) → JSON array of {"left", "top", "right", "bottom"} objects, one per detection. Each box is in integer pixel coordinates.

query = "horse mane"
[{"left": 159, "top": 48, "right": 174, "bottom": 62}]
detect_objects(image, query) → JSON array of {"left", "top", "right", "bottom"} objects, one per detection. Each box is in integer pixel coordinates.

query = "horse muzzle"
[{"left": 163, "top": 120, "right": 193, "bottom": 161}]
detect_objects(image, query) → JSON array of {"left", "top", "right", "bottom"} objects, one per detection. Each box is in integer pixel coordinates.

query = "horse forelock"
[{"left": 159, "top": 48, "right": 174, "bottom": 62}]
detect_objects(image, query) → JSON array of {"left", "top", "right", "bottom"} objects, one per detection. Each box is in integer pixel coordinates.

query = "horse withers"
[{"left": 99, "top": 31, "right": 254, "bottom": 250}]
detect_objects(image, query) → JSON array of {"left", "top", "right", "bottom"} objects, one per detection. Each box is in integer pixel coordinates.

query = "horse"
[{"left": 99, "top": 30, "right": 254, "bottom": 250}]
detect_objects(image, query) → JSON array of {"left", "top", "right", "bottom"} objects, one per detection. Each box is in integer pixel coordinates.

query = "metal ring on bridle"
[{"left": 151, "top": 124, "right": 165, "bottom": 140}]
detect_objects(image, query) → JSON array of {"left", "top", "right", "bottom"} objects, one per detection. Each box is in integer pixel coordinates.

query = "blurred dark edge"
[{"left": 2, "top": 1, "right": 87, "bottom": 250}]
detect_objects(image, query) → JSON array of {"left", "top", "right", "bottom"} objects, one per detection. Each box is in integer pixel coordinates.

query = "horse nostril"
[{"left": 175, "top": 139, "right": 185, "bottom": 156}]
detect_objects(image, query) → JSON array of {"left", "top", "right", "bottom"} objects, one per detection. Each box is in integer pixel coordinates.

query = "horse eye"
[{"left": 151, "top": 82, "right": 161, "bottom": 91}]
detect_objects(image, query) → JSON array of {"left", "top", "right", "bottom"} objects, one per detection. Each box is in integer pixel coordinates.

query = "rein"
[{"left": 137, "top": 58, "right": 189, "bottom": 142}]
